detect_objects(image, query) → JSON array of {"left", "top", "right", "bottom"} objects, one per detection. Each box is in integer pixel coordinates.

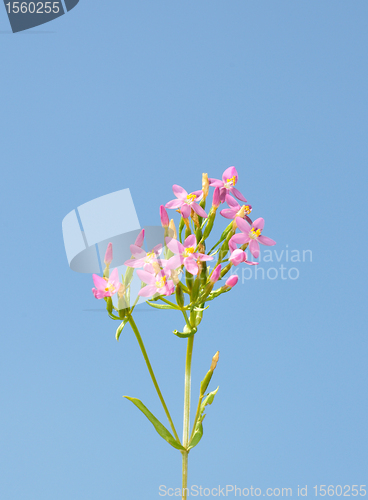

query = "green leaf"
[
  {"left": 188, "top": 387, "right": 219, "bottom": 450},
  {"left": 173, "top": 325, "right": 197, "bottom": 338},
  {"left": 123, "top": 396, "right": 185, "bottom": 451},
  {"left": 146, "top": 301, "right": 177, "bottom": 310},
  {"left": 116, "top": 317, "right": 129, "bottom": 341}
]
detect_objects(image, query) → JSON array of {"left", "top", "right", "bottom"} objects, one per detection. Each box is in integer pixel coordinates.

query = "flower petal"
[
  {"left": 165, "top": 199, "right": 183, "bottom": 209},
  {"left": 138, "top": 284, "right": 158, "bottom": 297},
  {"left": 235, "top": 217, "right": 251, "bottom": 234},
  {"left": 220, "top": 209, "right": 236, "bottom": 219},
  {"left": 230, "top": 187, "right": 247, "bottom": 202},
  {"left": 208, "top": 178, "right": 223, "bottom": 187},
  {"left": 222, "top": 166, "right": 238, "bottom": 184},
  {"left": 136, "top": 269, "right": 156, "bottom": 284},
  {"left": 231, "top": 233, "right": 248, "bottom": 244},
  {"left": 124, "top": 258, "right": 145, "bottom": 268},
  {"left": 184, "top": 257, "right": 198, "bottom": 275},
  {"left": 172, "top": 184, "right": 188, "bottom": 199},
  {"left": 130, "top": 244, "right": 146, "bottom": 258},
  {"left": 225, "top": 194, "right": 241, "bottom": 210},
  {"left": 191, "top": 190, "right": 204, "bottom": 201},
  {"left": 109, "top": 268, "right": 120, "bottom": 287},
  {"left": 191, "top": 202, "right": 208, "bottom": 218},
  {"left": 166, "top": 254, "right": 183, "bottom": 270},
  {"left": 252, "top": 217, "right": 265, "bottom": 231},
  {"left": 249, "top": 239, "right": 260, "bottom": 258},
  {"left": 197, "top": 253, "right": 213, "bottom": 261},
  {"left": 184, "top": 234, "right": 196, "bottom": 249},
  {"left": 258, "top": 235, "right": 276, "bottom": 246},
  {"left": 92, "top": 273, "right": 107, "bottom": 289},
  {"left": 165, "top": 237, "right": 185, "bottom": 255},
  {"left": 181, "top": 204, "right": 191, "bottom": 218}
]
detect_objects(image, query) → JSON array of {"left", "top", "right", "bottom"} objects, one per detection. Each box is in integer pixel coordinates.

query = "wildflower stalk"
[
  {"left": 127, "top": 315, "right": 181, "bottom": 443},
  {"left": 182, "top": 334, "right": 194, "bottom": 500}
]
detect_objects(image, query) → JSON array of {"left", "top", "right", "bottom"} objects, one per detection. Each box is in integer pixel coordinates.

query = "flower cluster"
[{"left": 90, "top": 166, "right": 276, "bottom": 339}]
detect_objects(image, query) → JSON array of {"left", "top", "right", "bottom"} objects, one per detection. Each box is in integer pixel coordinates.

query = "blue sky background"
[{"left": 1, "top": 1, "right": 367, "bottom": 499}]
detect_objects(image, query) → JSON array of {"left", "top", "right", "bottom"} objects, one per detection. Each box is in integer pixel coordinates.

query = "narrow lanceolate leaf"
[
  {"left": 116, "top": 317, "right": 129, "bottom": 341},
  {"left": 146, "top": 301, "right": 178, "bottom": 310},
  {"left": 188, "top": 387, "right": 219, "bottom": 451},
  {"left": 123, "top": 397, "right": 185, "bottom": 451}
]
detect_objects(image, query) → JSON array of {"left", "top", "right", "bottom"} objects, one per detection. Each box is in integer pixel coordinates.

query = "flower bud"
[
  {"left": 169, "top": 219, "right": 177, "bottom": 239},
  {"left": 160, "top": 205, "right": 170, "bottom": 228},
  {"left": 212, "top": 187, "right": 220, "bottom": 208},
  {"left": 210, "top": 264, "right": 222, "bottom": 283},
  {"left": 229, "top": 249, "right": 245, "bottom": 266},
  {"left": 175, "top": 282, "right": 185, "bottom": 308},
  {"left": 135, "top": 229, "right": 145, "bottom": 247},
  {"left": 202, "top": 173, "right": 209, "bottom": 200},
  {"left": 104, "top": 242, "right": 113, "bottom": 266},
  {"left": 225, "top": 275, "right": 238, "bottom": 288}
]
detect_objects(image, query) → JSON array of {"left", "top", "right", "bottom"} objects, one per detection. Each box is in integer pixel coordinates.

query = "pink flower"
[
  {"left": 166, "top": 234, "right": 213, "bottom": 275},
  {"left": 220, "top": 195, "right": 252, "bottom": 224},
  {"left": 210, "top": 264, "right": 222, "bottom": 283},
  {"left": 231, "top": 217, "right": 276, "bottom": 259},
  {"left": 165, "top": 185, "right": 208, "bottom": 219},
  {"left": 92, "top": 268, "right": 120, "bottom": 299},
  {"left": 137, "top": 269, "right": 174, "bottom": 297},
  {"left": 124, "top": 244, "right": 166, "bottom": 272},
  {"left": 160, "top": 205, "right": 169, "bottom": 228},
  {"left": 225, "top": 275, "right": 238, "bottom": 288},
  {"left": 229, "top": 249, "right": 258, "bottom": 266},
  {"left": 209, "top": 166, "right": 247, "bottom": 203},
  {"left": 104, "top": 242, "right": 113, "bottom": 266}
]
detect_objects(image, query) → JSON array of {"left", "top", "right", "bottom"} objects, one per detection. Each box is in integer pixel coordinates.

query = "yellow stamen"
[
  {"left": 186, "top": 193, "right": 197, "bottom": 204},
  {"left": 155, "top": 276, "right": 167, "bottom": 288},
  {"left": 249, "top": 227, "right": 261, "bottom": 239},
  {"left": 183, "top": 247, "right": 195, "bottom": 258},
  {"left": 225, "top": 175, "right": 236, "bottom": 188}
]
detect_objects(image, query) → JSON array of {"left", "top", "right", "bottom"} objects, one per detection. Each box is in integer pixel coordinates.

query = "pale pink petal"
[
  {"left": 230, "top": 187, "right": 247, "bottom": 202},
  {"left": 139, "top": 284, "right": 158, "bottom": 297},
  {"left": 225, "top": 194, "right": 240, "bottom": 210},
  {"left": 258, "top": 235, "right": 276, "bottom": 246},
  {"left": 165, "top": 198, "right": 183, "bottom": 209},
  {"left": 229, "top": 238, "right": 237, "bottom": 253},
  {"left": 219, "top": 188, "right": 227, "bottom": 203},
  {"left": 191, "top": 190, "right": 204, "bottom": 201},
  {"left": 252, "top": 217, "right": 265, "bottom": 231},
  {"left": 249, "top": 239, "right": 260, "bottom": 258},
  {"left": 245, "top": 261, "right": 258, "bottom": 266},
  {"left": 152, "top": 244, "right": 163, "bottom": 256},
  {"left": 222, "top": 166, "right": 238, "bottom": 184},
  {"left": 136, "top": 269, "right": 156, "bottom": 284},
  {"left": 109, "top": 268, "right": 120, "bottom": 287},
  {"left": 165, "top": 237, "right": 185, "bottom": 255},
  {"left": 231, "top": 233, "right": 248, "bottom": 244},
  {"left": 191, "top": 202, "right": 208, "bottom": 218},
  {"left": 236, "top": 217, "right": 252, "bottom": 234},
  {"left": 220, "top": 209, "right": 237, "bottom": 219},
  {"left": 181, "top": 204, "right": 191, "bottom": 218},
  {"left": 184, "top": 234, "right": 196, "bottom": 248},
  {"left": 130, "top": 244, "right": 147, "bottom": 258},
  {"left": 124, "top": 258, "right": 145, "bottom": 268},
  {"left": 172, "top": 184, "right": 188, "bottom": 199},
  {"left": 93, "top": 274, "right": 107, "bottom": 289},
  {"left": 166, "top": 254, "right": 183, "bottom": 270},
  {"left": 208, "top": 178, "right": 224, "bottom": 187},
  {"left": 184, "top": 257, "right": 198, "bottom": 275},
  {"left": 197, "top": 253, "right": 213, "bottom": 261}
]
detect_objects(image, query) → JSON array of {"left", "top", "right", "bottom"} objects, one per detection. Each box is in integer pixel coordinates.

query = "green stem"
[
  {"left": 128, "top": 315, "right": 181, "bottom": 443},
  {"left": 182, "top": 335, "right": 194, "bottom": 500}
]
